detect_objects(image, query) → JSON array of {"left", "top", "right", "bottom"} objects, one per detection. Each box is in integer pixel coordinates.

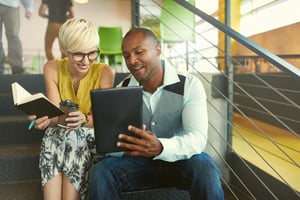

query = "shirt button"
[{"left": 151, "top": 121, "right": 156, "bottom": 126}]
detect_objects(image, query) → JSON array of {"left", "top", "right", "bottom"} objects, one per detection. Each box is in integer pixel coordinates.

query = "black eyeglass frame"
[{"left": 69, "top": 49, "right": 100, "bottom": 62}]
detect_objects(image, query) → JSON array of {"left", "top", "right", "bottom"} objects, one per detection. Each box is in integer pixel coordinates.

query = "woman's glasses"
[{"left": 69, "top": 49, "right": 100, "bottom": 62}]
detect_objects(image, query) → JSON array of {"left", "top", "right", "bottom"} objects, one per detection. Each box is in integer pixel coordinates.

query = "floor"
[{"left": 232, "top": 113, "right": 300, "bottom": 192}]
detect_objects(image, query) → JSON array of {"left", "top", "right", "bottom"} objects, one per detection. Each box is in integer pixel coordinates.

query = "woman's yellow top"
[{"left": 58, "top": 58, "right": 104, "bottom": 114}]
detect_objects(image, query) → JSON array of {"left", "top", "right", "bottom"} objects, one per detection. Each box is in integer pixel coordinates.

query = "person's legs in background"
[
  {"left": 0, "top": 4, "right": 6, "bottom": 74},
  {"left": 4, "top": 6, "right": 24, "bottom": 74},
  {"left": 0, "top": 41, "right": 5, "bottom": 74},
  {"left": 45, "top": 23, "right": 64, "bottom": 60},
  {"left": 0, "top": 26, "right": 5, "bottom": 74}
]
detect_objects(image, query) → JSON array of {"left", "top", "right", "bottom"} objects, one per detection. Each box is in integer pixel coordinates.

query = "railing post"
[
  {"left": 131, "top": 0, "right": 140, "bottom": 27},
  {"left": 225, "top": 0, "right": 233, "bottom": 158}
]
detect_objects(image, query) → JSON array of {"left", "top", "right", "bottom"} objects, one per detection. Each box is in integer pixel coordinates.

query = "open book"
[{"left": 11, "top": 82, "right": 64, "bottom": 118}]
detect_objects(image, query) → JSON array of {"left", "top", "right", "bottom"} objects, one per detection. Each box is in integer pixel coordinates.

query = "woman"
[{"left": 29, "top": 18, "right": 115, "bottom": 200}]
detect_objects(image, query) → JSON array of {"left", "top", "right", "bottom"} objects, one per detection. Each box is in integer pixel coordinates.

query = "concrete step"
[
  {"left": 0, "top": 93, "right": 25, "bottom": 116},
  {"left": 0, "top": 180, "right": 42, "bottom": 200},
  {"left": 0, "top": 182, "right": 249, "bottom": 200},
  {"left": 0, "top": 143, "right": 41, "bottom": 182},
  {"left": 0, "top": 116, "right": 43, "bottom": 145},
  {"left": 0, "top": 74, "right": 45, "bottom": 94}
]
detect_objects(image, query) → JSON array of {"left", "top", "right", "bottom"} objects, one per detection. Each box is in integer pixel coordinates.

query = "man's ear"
[{"left": 156, "top": 44, "right": 161, "bottom": 57}]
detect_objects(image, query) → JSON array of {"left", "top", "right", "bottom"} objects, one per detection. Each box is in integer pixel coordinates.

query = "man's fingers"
[{"left": 128, "top": 125, "right": 150, "bottom": 138}]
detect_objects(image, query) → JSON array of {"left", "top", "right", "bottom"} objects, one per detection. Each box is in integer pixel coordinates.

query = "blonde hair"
[{"left": 58, "top": 18, "right": 99, "bottom": 53}]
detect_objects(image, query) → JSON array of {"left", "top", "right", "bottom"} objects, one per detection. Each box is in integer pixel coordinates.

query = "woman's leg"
[
  {"left": 45, "top": 23, "right": 61, "bottom": 60},
  {"left": 43, "top": 172, "right": 81, "bottom": 200},
  {"left": 43, "top": 173, "right": 63, "bottom": 200},
  {"left": 40, "top": 127, "right": 94, "bottom": 200},
  {"left": 62, "top": 173, "right": 80, "bottom": 200}
]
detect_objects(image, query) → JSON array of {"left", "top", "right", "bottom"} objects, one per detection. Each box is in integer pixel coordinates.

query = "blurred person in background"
[
  {"left": 39, "top": 0, "right": 74, "bottom": 60},
  {"left": 0, "top": 0, "right": 34, "bottom": 74}
]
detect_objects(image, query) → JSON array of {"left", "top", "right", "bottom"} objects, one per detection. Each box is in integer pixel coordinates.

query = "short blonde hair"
[{"left": 58, "top": 18, "right": 99, "bottom": 53}]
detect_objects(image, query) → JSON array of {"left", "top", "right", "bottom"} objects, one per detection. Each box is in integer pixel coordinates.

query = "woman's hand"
[
  {"left": 64, "top": 111, "right": 86, "bottom": 129},
  {"left": 28, "top": 115, "right": 50, "bottom": 130}
]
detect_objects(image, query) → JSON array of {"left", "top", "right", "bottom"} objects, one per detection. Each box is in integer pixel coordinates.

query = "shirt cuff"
[{"left": 153, "top": 138, "right": 175, "bottom": 161}]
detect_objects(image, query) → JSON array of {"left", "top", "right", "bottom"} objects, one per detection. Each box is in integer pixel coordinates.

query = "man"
[
  {"left": 89, "top": 27, "right": 224, "bottom": 200},
  {"left": 39, "top": 0, "right": 74, "bottom": 60},
  {"left": 0, "top": 0, "right": 33, "bottom": 74}
]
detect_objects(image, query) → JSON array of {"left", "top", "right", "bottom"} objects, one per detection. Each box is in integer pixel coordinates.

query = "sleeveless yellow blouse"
[{"left": 57, "top": 58, "right": 104, "bottom": 114}]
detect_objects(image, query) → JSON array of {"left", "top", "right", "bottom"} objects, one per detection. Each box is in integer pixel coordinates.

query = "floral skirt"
[{"left": 39, "top": 126, "right": 95, "bottom": 200}]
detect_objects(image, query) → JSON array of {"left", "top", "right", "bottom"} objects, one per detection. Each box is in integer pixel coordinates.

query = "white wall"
[
  {"left": 195, "top": 73, "right": 229, "bottom": 182},
  {"left": 18, "top": 0, "right": 131, "bottom": 58}
]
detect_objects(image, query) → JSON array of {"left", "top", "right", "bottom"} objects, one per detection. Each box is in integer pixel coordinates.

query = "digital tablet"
[{"left": 91, "top": 86, "right": 143, "bottom": 153}]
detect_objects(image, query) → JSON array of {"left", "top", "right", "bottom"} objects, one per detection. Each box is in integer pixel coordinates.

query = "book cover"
[{"left": 11, "top": 82, "right": 64, "bottom": 118}]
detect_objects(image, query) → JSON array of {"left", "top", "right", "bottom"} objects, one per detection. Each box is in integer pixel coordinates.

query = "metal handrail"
[{"left": 175, "top": 0, "right": 300, "bottom": 78}]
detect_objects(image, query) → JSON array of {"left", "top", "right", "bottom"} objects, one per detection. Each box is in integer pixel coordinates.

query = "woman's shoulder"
[
  {"left": 102, "top": 63, "right": 115, "bottom": 75},
  {"left": 91, "top": 62, "right": 114, "bottom": 76},
  {"left": 43, "top": 60, "right": 60, "bottom": 84},
  {"left": 95, "top": 63, "right": 115, "bottom": 88},
  {"left": 43, "top": 59, "right": 59, "bottom": 73}
]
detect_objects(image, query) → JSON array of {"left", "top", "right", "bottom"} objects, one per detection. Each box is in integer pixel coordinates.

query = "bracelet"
[{"left": 82, "top": 114, "right": 89, "bottom": 127}]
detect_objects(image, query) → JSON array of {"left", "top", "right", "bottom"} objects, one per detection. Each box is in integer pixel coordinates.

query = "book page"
[
  {"left": 11, "top": 82, "right": 50, "bottom": 106},
  {"left": 11, "top": 82, "right": 64, "bottom": 118},
  {"left": 18, "top": 93, "right": 47, "bottom": 105},
  {"left": 11, "top": 82, "right": 32, "bottom": 105}
]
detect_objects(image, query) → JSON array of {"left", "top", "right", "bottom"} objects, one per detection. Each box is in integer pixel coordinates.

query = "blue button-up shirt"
[
  {"left": 0, "top": 0, "right": 34, "bottom": 12},
  {"left": 127, "top": 65, "right": 208, "bottom": 162}
]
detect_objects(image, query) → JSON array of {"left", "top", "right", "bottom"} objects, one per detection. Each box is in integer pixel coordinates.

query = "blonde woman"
[{"left": 28, "top": 18, "right": 115, "bottom": 200}]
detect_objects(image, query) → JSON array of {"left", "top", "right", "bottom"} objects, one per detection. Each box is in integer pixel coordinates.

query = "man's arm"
[
  {"left": 155, "top": 74, "right": 208, "bottom": 162},
  {"left": 21, "top": 0, "right": 34, "bottom": 19}
]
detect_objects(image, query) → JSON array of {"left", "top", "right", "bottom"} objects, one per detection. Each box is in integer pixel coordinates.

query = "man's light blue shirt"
[
  {"left": 0, "top": 0, "right": 34, "bottom": 12},
  {"left": 127, "top": 65, "right": 208, "bottom": 162}
]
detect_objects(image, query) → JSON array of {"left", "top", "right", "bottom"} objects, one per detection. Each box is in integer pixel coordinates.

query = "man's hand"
[
  {"left": 117, "top": 125, "right": 163, "bottom": 157},
  {"left": 25, "top": 11, "right": 33, "bottom": 20}
]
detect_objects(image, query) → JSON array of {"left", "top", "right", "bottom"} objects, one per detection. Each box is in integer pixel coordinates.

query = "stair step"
[
  {"left": 0, "top": 143, "right": 41, "bottom": 182},
  {"left": 0, "top": 93, "right": 25, "bottom": 116},
  {"left": 0, "top": 143, "right": 40, "bottom": 157},
  {"left": 0, "top": 116, "right": 43, "bottom": 145},
  {"left": 0, "top": 179, "right": 42, "bottom": 200},
  {"left": 0, "top": 74, "right": 45, "bottom": 94}
]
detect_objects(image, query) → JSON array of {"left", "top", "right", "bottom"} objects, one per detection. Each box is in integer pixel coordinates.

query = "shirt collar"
[{"left": 127, "top": 64, "right": 180, "bottom": 88}]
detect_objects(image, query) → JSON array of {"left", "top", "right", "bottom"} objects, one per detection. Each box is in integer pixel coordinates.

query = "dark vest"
[{"left": 122, "top": 75, "right": 186, "bottom": 138}]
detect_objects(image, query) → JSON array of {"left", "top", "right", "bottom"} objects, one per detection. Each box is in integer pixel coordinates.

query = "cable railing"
[{"left": 138, "top": 0, "right": 300, "bottom": 199}]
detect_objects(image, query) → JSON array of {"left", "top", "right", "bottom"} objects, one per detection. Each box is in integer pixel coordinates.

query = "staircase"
[
  {"left": 0, "top": 74, "right": 250, "bottom": 200},
  {"left": 0, "top": 74, "right": 190, "bottom": 200},
  {"left": 0, "top": 74, "right": 45, "bottom": 200}
]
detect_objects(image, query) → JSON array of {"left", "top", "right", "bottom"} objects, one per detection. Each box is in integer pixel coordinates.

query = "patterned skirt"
[{"left": 39, "top": 126, "right": 95, "bottom": 200}]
